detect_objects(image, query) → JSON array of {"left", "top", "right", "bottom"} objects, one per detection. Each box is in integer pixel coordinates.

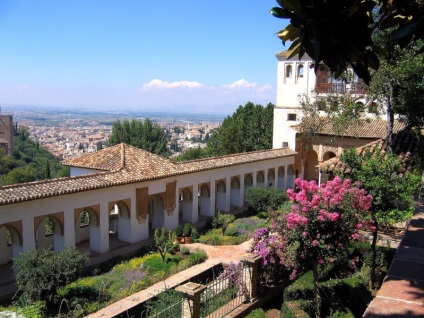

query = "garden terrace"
[{"left": 0, "top": 143, "right": 295, "bottom": 276}]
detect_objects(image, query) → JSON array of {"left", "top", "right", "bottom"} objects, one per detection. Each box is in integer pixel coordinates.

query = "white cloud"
[
  {"left": 221, "top": 79, "right": 257, "bottom": 89},
  {"left": 141, "top": 79, "right": 203, "bottom": 90}
]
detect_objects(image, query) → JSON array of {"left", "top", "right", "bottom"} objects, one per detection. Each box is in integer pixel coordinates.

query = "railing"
[
  {"left": 200, "top": 265, "right": 247, "bottom": 318},
  {"left": 175, "top": 254, "right": 261, "bottom": 318},
  {"left": 315, "top": 82, "right": 365, "bottom": 94},
  {"left": 136, "top": 290, "right": 185, "bottom": 318}
]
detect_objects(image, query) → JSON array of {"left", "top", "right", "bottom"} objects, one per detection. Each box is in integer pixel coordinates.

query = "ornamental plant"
[{"left": 251, "top": 177, "right": 372, "bottom": 318}]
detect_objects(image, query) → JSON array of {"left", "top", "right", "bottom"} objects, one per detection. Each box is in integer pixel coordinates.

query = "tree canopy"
[
  {"left": 206, "top": 102, "right": 274, "bottom": 157},
  {"left": 107, "top": 118, "right": 170, "bottom": 157},
  {"left": 0, "top": 127, "right": 69, "bottom": 186},
  {"left": 271, "top": 0, "right": 424, "bottom": 84},
  {"left": 338, "top": 147, "right": 421, "bottom": 284}
]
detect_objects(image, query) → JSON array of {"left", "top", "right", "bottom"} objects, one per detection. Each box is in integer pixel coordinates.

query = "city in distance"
[{"left": 6, "top": 105, "right": 226, "bottom": 160}]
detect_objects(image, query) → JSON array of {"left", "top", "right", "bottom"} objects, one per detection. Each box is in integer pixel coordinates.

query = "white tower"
[{"left": 272, "top": 52, "right": 315, "bottom": 150}]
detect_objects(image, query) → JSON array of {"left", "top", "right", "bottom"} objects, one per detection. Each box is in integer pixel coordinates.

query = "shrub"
[
  {"left": 190, "top": 227, "right": 200, "bottom": 241},
  {"left": 14, "top": 248, "right": 88, "bottom": 303},
  {"left": 174, "top": 225, "right": 183, "bottom": 237},
  {"left": 214, "top": 211, "right": 236, "bottom": 235},
  {"left": 205, "top": 216, "right": 214, "bottom": 230},
  {"left": 280, "top": 300, "right": 311, "bottom": 318},
  {"left": 245, "top": 309, "right": 267, "bottom": 318},
  {"left": 154, "top": 227, "right": 175, "bottom": 262},
  {"left": 245, "top": 186, "right": 288, "bottom": 213},
  {"left": 20, "top": 300, "right": 47, "bottom": 318},
  {"left": 180, "top": 246, "right": 190, "bottom": 255},
  {"left": 183, "top": 223, "right": 192, "bottom": 237}
]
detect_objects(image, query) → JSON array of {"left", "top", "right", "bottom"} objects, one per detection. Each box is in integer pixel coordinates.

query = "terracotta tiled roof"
[
  {"left": 0, "top": 144, "right": 296, "bottom": 205},
  {"left": 319, "top": 129, "right": 423, "bottom": 174},
  {"left": 295, "top": 118, "right": 406, "bottom": 139}
]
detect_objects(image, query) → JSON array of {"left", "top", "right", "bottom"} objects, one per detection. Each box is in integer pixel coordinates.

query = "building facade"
[
  {"left": 0, "top": 114, "right": 14, "bottom": 155},
  {"left": 272, "top": 51, "right": 396, "bottom": 183},
  {"left": 0, "top": 143, "right": 295, "bottom": 266}
]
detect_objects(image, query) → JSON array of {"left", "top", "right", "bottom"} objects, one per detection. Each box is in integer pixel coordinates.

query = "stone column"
[
  {"left": 209, "top": 181, "right": 216, "bottom": 217},
  {"left": 63, "top": 207, "right": 76, "bottom": 249},
  {"left": 225, "top": 177, "right": 231, "bottom": 212},
  {"left": 253, "top": 171, "right": 257, "bottom": 187},
  {"left": 175, "top": 282, "right": 207, "bottom": 318},
  {"left": 239, "top": 176, "right": 245, "bottom": 208},
  {"left": 284, "top": 164, "right": 288, "bottom": 190},
  {"left": 241, "top": 253, "right": 262, "bottom": 301},
  {"left": 264, "top": 169, "right": 269, "bottom": 187},
  {"left": 192, "top": 183, "right": 199, "bottom": 223},
  {"left": 22, "top": 216, "right": 36, "bottom": 252}
]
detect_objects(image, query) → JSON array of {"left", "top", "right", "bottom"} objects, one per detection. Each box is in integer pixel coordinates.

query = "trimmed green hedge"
[{"left": 282, "top": 271, "right": 372, "bottom": 317}]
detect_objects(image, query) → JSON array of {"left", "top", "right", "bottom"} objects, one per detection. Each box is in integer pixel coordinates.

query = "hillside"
[{"left": 0, "top": 127, "right": 69, "bottom": 186}]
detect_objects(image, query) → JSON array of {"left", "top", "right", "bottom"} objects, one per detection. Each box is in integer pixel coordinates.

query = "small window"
[
  {"left": 298, "top": 65, "right": 304, "bottom": 78},
  {"left": 282, "top": 142, "right": 289, "bottom": 148},
  {"left": 285, "top": 65, "right": 293, "bottom": 78},
  {"left": 287, "top": 114, "right": 297, "bottom": 121}
]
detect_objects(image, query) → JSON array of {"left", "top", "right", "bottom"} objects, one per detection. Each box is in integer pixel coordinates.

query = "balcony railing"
[{"left": 315, "top": 82, "right": 365, "bottom": 94}]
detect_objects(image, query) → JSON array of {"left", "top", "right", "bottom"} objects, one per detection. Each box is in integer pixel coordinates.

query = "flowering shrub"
[
  {"left": 251, "top": 177, "right": 373, "bottom": 316},
  {"left": 218, "top": 262, "right": 249, "bottom": 298}
]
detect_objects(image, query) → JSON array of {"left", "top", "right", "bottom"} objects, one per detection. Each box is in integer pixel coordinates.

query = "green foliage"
[
  {"left": 20, "top": 300, "right": 47, "bottom": 318},
  {"left": 281, "top": 301, "right": 309, "bottom": 318},
  {"left": 174, "top": 225, "right": 182, "bottom": 237},
  {"left": 245, "top": 309, "right": 267, "bottom": 318},
  {"left": 190, "top": 227, "right": 200, "bottom": 242},
  {"left": 145, "top": 288, "right": 182, "bottom": 317},
  {"left": 180, "top": 246, "right": 190, "bottom": 255},
  {"left": 154, "top": 228, "right": 176, "bottom": 262},
  {"left": 198, "top": 228, "right": 249, "bottom": 246},
  {"left": 368, "top": 38, "right": 424, "bottom": 129},
  {"left": 283, "top": 271, "right": 372, "bottom": 318},
  {"left": 340, "top": 148, "right": 421, "bottom": 227},
  {"left": 173, "top": 146, "right": 208, "bottom": 161},
  {"left": 57, "top": 250, "right": 207, "bottom": 317},
  {"left": 271, "top": 0, "right": 424, "bottom": 84},
  {"left": 206, "top": 102, "right": 274, "bottom": 156},
  {"left": 245, "top": 186, "right": 288, "bottom": 212},
  {"left": 14, "top": 248, "right": 88, "bottom": 303},
  {"left": 0, "top": 127, "right": 69, "bottom": 186},
  {"left": 183, "top": 223, "right": 192, "bottom": 237},
  {"left": 299, "top": 92, "right": 372, "bottom": 143},
  {"left": 213, "top": 211, "right": 236, "bottom": 235},
  {"left": 107, "top": 118, "right": 170, "bottom": 157}
]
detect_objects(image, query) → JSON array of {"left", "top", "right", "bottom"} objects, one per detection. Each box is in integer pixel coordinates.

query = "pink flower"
[
  {"left": 319, "top": 259, "right": 325, "bottom": 264},
  {"left": 312, "top": 240, "right": 319, "bottom": 246}
]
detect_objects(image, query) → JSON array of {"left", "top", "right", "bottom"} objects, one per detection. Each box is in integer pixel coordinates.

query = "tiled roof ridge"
[
  {"left": 295, "top": 117, "right": 405, "bottom": 138},
  {"left": 0, "top": 147, "right": 296, "bottom": 206},
  {"left": 173, "top": 147, "right": 289, "bottom": 165},
  {"left": 0, "top": 169, "right": 119, "bottom": 190},
  {"left": 319, "top": 128, "right": 421, "bottom": 174},
  {"left": 121, "top": 143, "right": 125, "bottom": 169}
]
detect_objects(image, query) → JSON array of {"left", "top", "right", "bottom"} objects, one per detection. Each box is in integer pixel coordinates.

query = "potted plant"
[
  {"left": 183, "top": 223, "right": 192, "bottom": 244},
  {"left": 173, "top": 241, "right": 180, "bottom": 253},
  {"left": 174, "top": 225, "right": 183, "bottom": 243}
]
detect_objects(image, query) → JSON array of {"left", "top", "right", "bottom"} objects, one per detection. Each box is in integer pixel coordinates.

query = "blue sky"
[{"left": 0, "top": 1, "right": 288, "bottom": 115}]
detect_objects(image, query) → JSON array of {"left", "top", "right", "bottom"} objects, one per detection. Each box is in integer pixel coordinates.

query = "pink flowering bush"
[
  {"left": 251, "top": 177, "right": 372, "bottom": 316},
  {"left": 280, "top": 177, "right": 373, "bottom": 275}
]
